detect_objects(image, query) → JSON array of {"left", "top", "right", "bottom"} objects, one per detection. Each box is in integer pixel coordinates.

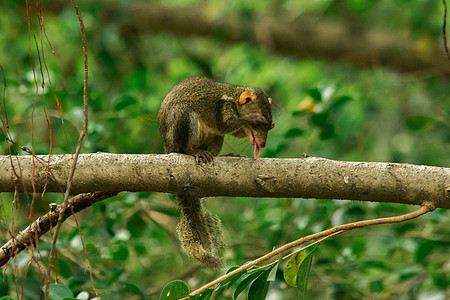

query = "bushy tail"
[{"left": 176, "top": 195, "right": 225, "bottom": 269}]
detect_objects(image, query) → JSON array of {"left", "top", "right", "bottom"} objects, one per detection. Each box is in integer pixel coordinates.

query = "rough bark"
[
  {"left": 1, "top": 153, "right": 449, "bottom": 209},
  {"left": 43, "top": 1, "right": 450, "bottom": 74}
]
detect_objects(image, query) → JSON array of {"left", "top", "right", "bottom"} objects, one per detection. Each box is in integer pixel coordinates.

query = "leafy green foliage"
[
  {"left": 0, "top": 0, "right": 449, "bottom": 299},
  {"left": 163, "top": 247, "right": 313, "bottom": 300}
]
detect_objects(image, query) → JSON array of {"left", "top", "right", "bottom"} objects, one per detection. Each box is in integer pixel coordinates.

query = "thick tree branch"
[
  {"left": 125, "top": 4, "right": 450, "bottom": 74},
  {"left": 0, "top": 153, "right": 449, "bottom": 209},
  {"left": 0, "top": 191, "right": 117, "bottom": 267},
  {"left": 43, "top": 1, "right": 450, "bottom": 74}
]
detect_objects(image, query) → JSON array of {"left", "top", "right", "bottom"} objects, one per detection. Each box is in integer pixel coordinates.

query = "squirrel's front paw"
[{"left": 193, "top": 150, "right": 214, "bottom": 164}]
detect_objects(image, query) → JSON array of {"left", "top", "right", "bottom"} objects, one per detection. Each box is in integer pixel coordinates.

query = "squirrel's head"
[{"left": 235, "top": 89, "right": 275, "bottom": 158}]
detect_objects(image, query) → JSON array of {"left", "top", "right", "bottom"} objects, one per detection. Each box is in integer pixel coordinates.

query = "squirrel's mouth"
[{"left": 244, "top": 127, "right": 266, "bottom": 158}]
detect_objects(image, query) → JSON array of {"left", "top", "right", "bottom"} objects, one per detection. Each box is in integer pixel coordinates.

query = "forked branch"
[{"left": 0, "top": 191, "right": 117, "bottom": 267}]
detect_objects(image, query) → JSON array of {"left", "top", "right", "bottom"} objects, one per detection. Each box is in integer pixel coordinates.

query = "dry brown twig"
[
  {"left": 0, "top": 192, "right": 118, "bottom": 267},
  {"left": 183, "top": 201, "right": 436, "bottom": 299},
  {"left": 44, "top": 0, "right": 89, "bottom": 298}
]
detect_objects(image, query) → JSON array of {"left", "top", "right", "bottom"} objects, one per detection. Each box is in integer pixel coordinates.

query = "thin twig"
[
  {"left": 69, "top": 205, "right": 99, "bottom": 296},
  {"left": 45, "top": 0, "right": 89, "bottom": 298},
  {"left": 185, "top": 202, "right": 435, "bottom": 298},
  {"left": 257, "top": 230, "right": 345, "bottom": 271}
]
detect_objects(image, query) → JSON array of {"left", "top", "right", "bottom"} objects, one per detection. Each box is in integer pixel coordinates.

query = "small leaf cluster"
[{"left": 159, "top": 244, "right": 319, "bottom": 300}]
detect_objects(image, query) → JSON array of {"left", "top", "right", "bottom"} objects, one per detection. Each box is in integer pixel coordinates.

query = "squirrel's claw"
[{"left": 194, "top": 150, "right": 215, "bottom": 164}]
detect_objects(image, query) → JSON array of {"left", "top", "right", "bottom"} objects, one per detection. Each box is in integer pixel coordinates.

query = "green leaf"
[
  {"left": 329, "top": 95, "right": 352, "bottom": 111},
  {"left": 319, "top": 123, "right": 335, "bottom": 139},
  {"left": 405, "top": 115, "right": 435, "bottom": 131},
  {"left": 291, "top": 110, "right": 309, "bottom": 116},
  {"left": 24, "top": 278, "right": 42, "bottom": 299},
  {"left": 192, "top": 289, "right": 214, "bottom": 300},
  {"left": 233, "top": 269, "right": 265, "bottom": 300},
  {"left": 432, "top": 270, "right": 448, "bottom": 289},
  {"left": 218, "top": 267, "right": 245, "bottom": 290},
  {"left": 248, "top": 269, "right": 271, "bottom": 300},
  {"left": 120, "top": 282, "right": 145, "bottom": 298},
  {"left": 369, "top": 280, "right": 383, "bottom": 293},
  {"left": 127, "top": 213, "right": 147, "bottom": 238},
  {"left": 125, "top": 67, "right": 147, "bottom": 90},
  {"left": 267, "top": 261, "right": 279, "bottom": 282},
  {"left": 111, "top": 243, "right": 129, "bottom": 262},
  {"left": 0, "top": 297, "right": 15, "bottom": 300},
  {"left": 41, "top": 284, "right": 74, "bottom": 300},
  {"left": 75, "top": 291, "right": 90, "bottom": 300},
  {"left": 58, "top": 258, "right": 72, "bottom": 279},
  {"left": 284, "top": 128, "right": 304, "bottom": 138},
  {"left": 307, "top": 88, "right": 322, "bottom": 102},
  {"left": 398, "top": 265, "right": 421, "bottom": 280},
  {"left": 296, "top": 245, "right": 318, "bottom": 296},
  {"left": 0, "top": 274, "right": 9, "bottom": 296},
  {"left": 310, "top": 112, "right": 328, "bottom": 126},
  {"left": 113, "top": 95, "right": 137, "bottom": 111},
  {"left": 134, "top": 243, "right": 148, "bottom": 256},
  {"left": 415, "top": 240, "right": 435, "bottom": 263},
  {"left": 283, "top": 250, "right": 305, "bottom": 286},
  {"left": 160, "top": 280, "right": 190, "bottom": 300}
]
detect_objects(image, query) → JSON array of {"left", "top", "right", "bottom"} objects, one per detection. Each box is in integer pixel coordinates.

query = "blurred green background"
[{"left": 0, "top": 0, "right": 449, "bottom": 299}]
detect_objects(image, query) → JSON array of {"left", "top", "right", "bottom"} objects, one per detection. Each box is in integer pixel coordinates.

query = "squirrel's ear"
[
  {"left": 239, "top": 91, "right": 257, "bottom": 105},
  {"left": 268, "top": 98, "right": 272, "bottom": 105}
]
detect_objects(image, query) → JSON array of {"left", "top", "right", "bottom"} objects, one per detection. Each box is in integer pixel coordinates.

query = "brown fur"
[{"left": 158, "top": 76, "right": 273, "bottom": 268}]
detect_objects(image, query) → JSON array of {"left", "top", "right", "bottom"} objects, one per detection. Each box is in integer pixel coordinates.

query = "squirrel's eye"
[{"left": 245, "top": 97, "right": 252, "bottom": 103}]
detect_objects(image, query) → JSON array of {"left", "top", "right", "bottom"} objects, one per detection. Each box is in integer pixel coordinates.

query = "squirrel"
[{"left": 158, "top": 76, "right": 275, "bottom": 268}]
